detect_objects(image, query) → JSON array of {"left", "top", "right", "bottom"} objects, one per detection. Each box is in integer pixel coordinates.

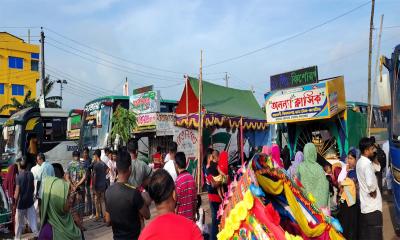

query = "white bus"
[{"left": 2, "top": 107, "right": 78, "bottom": 168}]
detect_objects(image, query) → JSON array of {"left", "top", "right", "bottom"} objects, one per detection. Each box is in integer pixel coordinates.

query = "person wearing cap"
[{"left": 66, "top": 150, "right": 87, "bottom": 230}]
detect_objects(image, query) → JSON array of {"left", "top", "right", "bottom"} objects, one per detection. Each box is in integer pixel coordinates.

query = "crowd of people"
[
  {"left": 269, "top": 137, "right": 386, "bottom": 240},
  {"left": 0, "top": 135, "right": 388, "bottom": 240}
]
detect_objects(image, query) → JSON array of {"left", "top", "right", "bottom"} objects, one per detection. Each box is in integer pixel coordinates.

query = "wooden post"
[
  {"left": 367, "top": 0, "right": 375, "bottom": 137},
  {"left": 240, "top": 117, "right": 244, "bottom": 165},
  {"left": 185, "top": 75, "right": 189, "bottom": 120},
  {"left": 197, "top": 50, "right": 203, "bottom": 192},
  {"left": 369, "top": 14, "right": 384, "bottom": 136}
]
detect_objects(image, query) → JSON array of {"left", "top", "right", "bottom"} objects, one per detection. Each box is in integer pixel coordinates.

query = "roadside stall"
[
  {"left": 174, "top": 76, "right": 270, "bottom": 178},
  {"left": 265, "top": 73, "right": 351, "bottom": 161},
  {"left": 129, "top": 88, "right": 177, "bottom": 162}
]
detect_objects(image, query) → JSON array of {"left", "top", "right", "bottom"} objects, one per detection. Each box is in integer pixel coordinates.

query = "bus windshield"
[
  {"left": 3, "top": 125, "right": 22, "bottom": 155},
  {"left": 82, "top": 105, "right": 112, "bottom": 149}
]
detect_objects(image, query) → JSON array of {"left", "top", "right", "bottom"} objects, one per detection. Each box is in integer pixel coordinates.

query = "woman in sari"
[
  {"left": 39, "top": 176, "right": 82, "bottom": 240},
  {"left": 297, "top": 143, "right": 329, "bottom": 210},
  {"left": 4, "top": 163, "right": 18, "bottom": 235},
  {"left": 337, "top": 149, "right": 359, "bottom": 240},
  {"left": 288, "top": 151, "right": 304, "bottom": 180}
]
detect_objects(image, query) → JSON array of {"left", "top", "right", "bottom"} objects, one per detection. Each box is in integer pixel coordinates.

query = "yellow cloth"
[
  {"left": 255, "top": 172, "right": 345, "bottom": 239},
  {"left": 340, "top": 178, "right": 356, "bottom": 207}
]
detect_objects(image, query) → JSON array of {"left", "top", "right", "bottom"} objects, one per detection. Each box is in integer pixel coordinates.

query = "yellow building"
[{"left": 0, "top": 32, "right": 40, "bottom": 117}]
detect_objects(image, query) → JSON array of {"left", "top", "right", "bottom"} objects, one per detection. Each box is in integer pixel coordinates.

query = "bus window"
[
  {"left": 52, "top": 118, "right": 67, "bottom": 141},
  {"left": 42, "top": 118, "right": 67, "bottom": 142}
]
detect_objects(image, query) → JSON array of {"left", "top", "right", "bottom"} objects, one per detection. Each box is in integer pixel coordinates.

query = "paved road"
[
  {"left": 84, "top": 193, "right": 211, "bottom": 239},
  {"left": 85, "top": 192, "right": 400, "bottom": 240},
  {"left": 15, "top": 192, "right": 399, "bottom": 239}
]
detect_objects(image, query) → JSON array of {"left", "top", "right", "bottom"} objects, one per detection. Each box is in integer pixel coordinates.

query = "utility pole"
[
  {"left": 56, "top": 79, "right": 67, "bottom": 108},
  {"left": 367, "top": 0, "right": 375, "bottom": 136},
  {"left": 225, "top": 72, "right": 229, "bottom": 87},
  {"left": 40, "top": 27, "right": 46, "bottom": 108},
  {"left": 369, "top": 14, "right": 384, "bottom": 136},
  {"left": 28, "top": 29, "right": 30, "bottom": 43},
  {"left": 197, "top": 50, "right": 203, "bottom": 193}
]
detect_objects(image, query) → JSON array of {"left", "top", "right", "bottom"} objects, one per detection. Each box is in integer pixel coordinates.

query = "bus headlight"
[{"left": 392, "top": 166, "right": 400, "bottom": 183}]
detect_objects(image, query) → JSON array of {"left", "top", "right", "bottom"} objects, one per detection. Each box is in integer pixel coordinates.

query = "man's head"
[
  {"left": 104, "top": 147, "right": 111, "bottom": 157},
  {"left": 359, "top": 137, "right": 376, "bottom": 159},
  {"left": 72, "top": 150, "right": 80, "bottom": 161},
  {"left": 36, "top": 153, "right": 45, "bottom": 165},
  {"left": 156, "top": 146, "right": 162, "bottom": 153},
  {"left": 112, "top": 150, "right": 118, "bottom": 162},
  {"left": 93, "top": 149, "right": 101, "bottom": 161},
  {"left": 174, "top": 152, "right": 187, "bottom": 172},
  {"left": 83, "top": 147, "right": 90, "bottom": 159},
  {"left": 116, "top": 150, "right": 131, "bottom": 179},
  {"left": 168, "top": 142, "right": 177, "bottom": 155},
  {"left": 127, "top": 139, "right": 138, "bottom": 157},
  {"left": 148, "top": 169, "right": 176, "bottom": 210},
  {"left": 212, "top": 150, "right": 219, "bottom": 162},
  {"left": 19, "top": 157, "right": 27, "bottom": 170}
]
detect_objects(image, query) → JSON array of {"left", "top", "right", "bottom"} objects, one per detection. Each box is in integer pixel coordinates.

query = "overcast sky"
[{"left": 1, "top": 0, "right": 399, "bottom": 109}]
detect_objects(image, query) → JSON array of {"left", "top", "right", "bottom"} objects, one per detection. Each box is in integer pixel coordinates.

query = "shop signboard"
[
  {"left": 270, "top": 66, "right": 318, "bottom": 91},
  {"left": 173, "top": 127, "right": 198, "bottom": 177},
  {"left": 136, "top": 113, "right": 157, "bottom": 131},
  {"left": 133, "top": 85, "right": 154, "bottom": 95},
  {"left": 67, "top": 129, "right": 80, "bottom": 140},
  {"left": 265, "top": 76, "right": 345, "bottom": 124},
  {"left": 130, "top": 90, "right": 160, "bottom": 114},
  {"left": 156, "top": 113, "right": 175, "bottom": 136}
]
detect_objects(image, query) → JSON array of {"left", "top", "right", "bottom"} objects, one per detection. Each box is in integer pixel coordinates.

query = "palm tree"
[
  {"left": 42, "top": 76, "right": 62, "bottom": 108},
  {"left": 0, "top": 90, "right": 39, "bottom": 114},
  {"left": 110, "top": 105, "right": 137, "bottom": 146},
  {"left": 0, "top": 75, "right": 63, "bottom": 114}
]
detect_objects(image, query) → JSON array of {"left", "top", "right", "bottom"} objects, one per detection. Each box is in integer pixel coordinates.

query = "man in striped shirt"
[{"left": 174, "top": 152, "right": 197, "bottom": 221}]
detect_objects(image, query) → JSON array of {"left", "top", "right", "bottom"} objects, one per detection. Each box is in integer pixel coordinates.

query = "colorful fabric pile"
[{"left": 217, "top": 153, "right": 344, "bottom": 240}]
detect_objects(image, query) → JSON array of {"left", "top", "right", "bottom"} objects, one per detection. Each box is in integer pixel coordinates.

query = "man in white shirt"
[
  {"left": 163, "top": 142, "right": 178, "bottom": 181},
  {"left": 356, "top": 137, "right": 383, "bottom": 240},
  {"left": 101, "top": 148, "right": 112, "bottom": 187}
]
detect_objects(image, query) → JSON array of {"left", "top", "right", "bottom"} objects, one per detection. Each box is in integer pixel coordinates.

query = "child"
[
  {"left": 207, "top": 153, "right": 227, "bottom": 200},
  {"left": 196, "top": 195, "right": 209, "bottom": 240}
]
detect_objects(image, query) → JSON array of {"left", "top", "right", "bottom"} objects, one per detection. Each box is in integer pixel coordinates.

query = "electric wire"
[{"left": 204, "top": 1, "right": 371, "bottom": 68}]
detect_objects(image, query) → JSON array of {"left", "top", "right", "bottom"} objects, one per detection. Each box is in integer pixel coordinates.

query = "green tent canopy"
[{"left": 176, "top": 76, "right": 265, "bottom": 120}]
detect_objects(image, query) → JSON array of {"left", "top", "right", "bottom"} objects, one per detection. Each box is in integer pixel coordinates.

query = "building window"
[
  {"left": 31, "top": 53, "right": 39, "bottom": 59},
  {"left": 31, "top": 60, "right": 39, "bottom": 71},
  {"left": 12, "top": 84, "right": 24, "bottom": 96},
  {"left": 8, "top": 56, "right": 23, "bottom": 69},
  {"left": 0, "top": 84, "right": 4, "bottom": 95}
]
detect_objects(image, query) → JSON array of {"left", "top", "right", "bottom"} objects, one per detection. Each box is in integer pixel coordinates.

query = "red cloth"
[
  {"left": 218, "top": 151, "right": 229, "bottom": 175},
  {"left": 206, "top": 174, "right": 222, "bottom": 203},
  {"left": 175, "top": 171, "right": 197, "bottom": 220},
  {"left": 139, "top": 213, "right": 203, "bottom": 240},
  {"left": 4, "top": 164, "right": 17, "bottom": 199},
  {"left": 4, "top": 164, "right": 18, "bottom": 235},
  {"left": 152, "top": 153, "right": 162, "bottom": 169}
]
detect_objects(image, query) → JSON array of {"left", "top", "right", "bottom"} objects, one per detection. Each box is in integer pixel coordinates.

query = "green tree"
[
  {"left": 110, "top": 105, "right": 137, "bottom": 145},
  {"left": 0, "top": 90, "right": 38, "bottom": 114},
  {"left": 0, "top": 75, "right": 62, "bottom": 114},
  {"left": 42, "top": 76, "right": 62, "bottom": 108}
]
